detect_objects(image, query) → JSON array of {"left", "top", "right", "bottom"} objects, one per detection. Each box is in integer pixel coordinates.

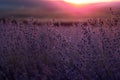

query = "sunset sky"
[
  {"left": 0, "top": 0, "right": 120, "bottom": 18},
  {"left": 0, "top": 0, "right": 119, "bottom": 9}
]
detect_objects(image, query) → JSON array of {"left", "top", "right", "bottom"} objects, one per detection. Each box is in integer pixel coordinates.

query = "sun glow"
[
  {"left": 63, "top": 0, "right": 84, "bottom": 4},
  {"left": 63, "top": 0, "right": 111, "bottom": 4}
]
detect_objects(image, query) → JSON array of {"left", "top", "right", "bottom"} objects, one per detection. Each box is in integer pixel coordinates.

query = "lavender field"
[{"left": 0, "top": 17, "right": 120, "bottom": 80}]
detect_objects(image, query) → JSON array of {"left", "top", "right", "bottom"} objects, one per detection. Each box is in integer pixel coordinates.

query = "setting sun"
[
  {"left": 63, "top": 0, "right": 112, "bottom": 4},
  {"left": 63, "top": 0, "right": 83, "bottom": 4}
]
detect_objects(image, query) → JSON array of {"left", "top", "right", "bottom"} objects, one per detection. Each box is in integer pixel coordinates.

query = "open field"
[{"left": 0, "top": 15, "right": 120, "bottom": 80}]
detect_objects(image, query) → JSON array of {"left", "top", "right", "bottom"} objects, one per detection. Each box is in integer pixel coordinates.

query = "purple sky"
[{"left": 0, "top": 0, "right": 120, "bottom": 18}]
